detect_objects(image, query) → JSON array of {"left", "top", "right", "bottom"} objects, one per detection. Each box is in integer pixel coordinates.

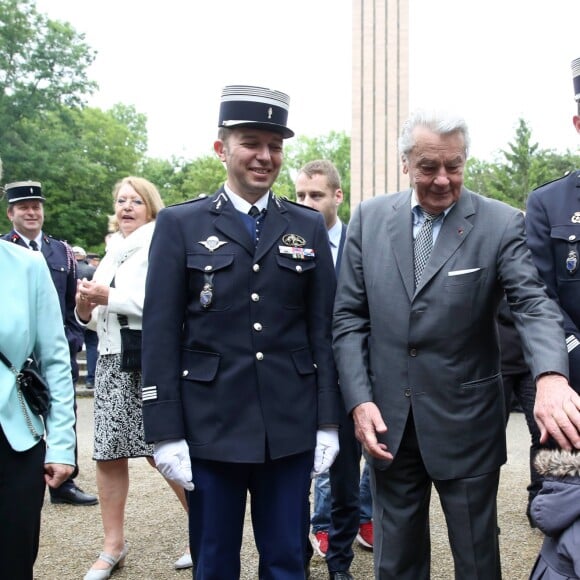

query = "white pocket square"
[{"left": 448, "top": 268, "right": 481, "bottom": 277}]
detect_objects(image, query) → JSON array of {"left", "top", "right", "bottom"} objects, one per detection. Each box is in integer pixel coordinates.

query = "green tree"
[
  {"left": 465, "top": 118, "right": 580, "bottom": 209},
  {"left": 0, "top": 104, "right": 148, "bottom": 250},
  {"left": 0, "top": 0, "right": 96, "bottom": 170}
]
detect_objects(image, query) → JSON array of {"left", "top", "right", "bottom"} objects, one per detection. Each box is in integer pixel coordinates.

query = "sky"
[{"left": 35, "top": 0, "right": 579, "bottom": 163}]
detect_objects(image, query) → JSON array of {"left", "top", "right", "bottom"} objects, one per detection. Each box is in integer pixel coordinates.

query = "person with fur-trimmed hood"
[{"left": 529, "top": 449, "right": 580, "bottom": 579}]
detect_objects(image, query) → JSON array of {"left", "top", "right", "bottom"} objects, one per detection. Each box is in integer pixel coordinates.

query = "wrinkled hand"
[
  {"left": 352, "top": 402, "right": 393, "bottom": 461},
  {"left": 44, "top": 463, "right": 75, "bottom": 489},
  {"left": 153, "top": 439, "right": 194, "bottom": 490},
  {"left": 534, "top": 375, "right": 580, "bottom": 450},
  {"left": 312, "top": 428, "right": 340, "bottom": 476}
]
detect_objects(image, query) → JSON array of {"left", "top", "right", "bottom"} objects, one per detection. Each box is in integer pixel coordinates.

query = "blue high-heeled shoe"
[{"left": 83, "top": 542, "right": 129, "bottom": 580}]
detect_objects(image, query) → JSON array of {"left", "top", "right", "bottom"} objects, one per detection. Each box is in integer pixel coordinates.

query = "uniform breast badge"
[
  {"left": 279, "top": 234, "right": 315, "bottom": 260},
  {"left": 200, "top": 281, "right": 214, "bottom": 308},
  {"left": 566, "top": 250, "right": 578, "bottom": 275}
]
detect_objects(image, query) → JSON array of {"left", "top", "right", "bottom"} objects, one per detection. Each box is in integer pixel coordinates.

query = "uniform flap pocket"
[
  {"left": 551, "top": 225, "right": 580, "bottom": 243},
  {"left": 181, "top": 349, "right": 221, "bottom": 382},
  {"left": 291, "top": 347, "right": 316, "bottom": 375},
  {"left": 275, "top": 255, "right": 317, "bottom": 273},
  {"left": 187, "top": 253, "right": 234, "bottom": 273}
]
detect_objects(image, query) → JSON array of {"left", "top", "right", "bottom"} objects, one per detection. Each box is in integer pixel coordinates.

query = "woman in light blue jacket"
[{"left": 0, "top": 236, "right": 76, "bottom": 579}]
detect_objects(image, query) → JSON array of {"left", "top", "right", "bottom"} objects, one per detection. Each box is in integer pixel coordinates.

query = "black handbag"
[
  {"left": 0, "top": 351, "right": 50, "bottom": 416},
  {"left": 118, "top": 315, "right": 142, "bottom": 372}
]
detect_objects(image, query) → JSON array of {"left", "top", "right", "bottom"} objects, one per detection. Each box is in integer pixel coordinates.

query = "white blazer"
[{"left": 84, "top": 221, "right": 155, "bottom": 355}]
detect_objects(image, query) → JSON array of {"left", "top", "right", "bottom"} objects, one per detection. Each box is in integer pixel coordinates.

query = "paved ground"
[{"left": 36, "top": 397, "right": 543, "bottom": 579}]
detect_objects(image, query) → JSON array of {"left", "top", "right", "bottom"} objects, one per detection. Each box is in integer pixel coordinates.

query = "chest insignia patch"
[
  {"left": 199, "top": 236, "right": 228, "bottom": 252},
  {"left": 282, "top": 233, "right": 306, "bottom": 247}
]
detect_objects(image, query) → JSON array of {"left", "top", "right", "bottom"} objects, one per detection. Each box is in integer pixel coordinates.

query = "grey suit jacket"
[{"left": 333, "top": 188, "right": 568, "bottom": 480}]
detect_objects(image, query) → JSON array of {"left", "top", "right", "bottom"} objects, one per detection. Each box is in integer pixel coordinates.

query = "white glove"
[
  {"left": 153, "top": 439, "right": 194, "bottom": 491},
  {"left": 312, "top": 427, "right": 340, "bottom": 476}
]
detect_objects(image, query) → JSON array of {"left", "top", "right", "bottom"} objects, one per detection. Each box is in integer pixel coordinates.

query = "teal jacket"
[{"left": 0, "top": 240, "right": 75, "bottom": 464}]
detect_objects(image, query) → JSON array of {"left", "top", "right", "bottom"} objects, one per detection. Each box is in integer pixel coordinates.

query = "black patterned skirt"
[{"left": 93, "top": 354, "right": 154, "bottom": 460}]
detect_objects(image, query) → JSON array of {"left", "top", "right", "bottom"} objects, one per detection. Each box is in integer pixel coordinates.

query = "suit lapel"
[
  {"left": 414, "top": 189, "right": 475, "bottom": 294},
  {"left": 211, "top": 190, "right": 256, "bottom": 256},
  {"left": 388, "top": 191, "right": 415, "bottom": 301},
  {"left": 335, "top": 222, "right": 348, "bottom": 274}
]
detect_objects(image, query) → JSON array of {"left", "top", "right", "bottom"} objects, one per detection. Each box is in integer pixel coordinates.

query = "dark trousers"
[
  {"left": 502, "top": 372, "right": 552, "bottom": 503},
  {"left": 0, "top": 425, "right": 46, "bottom": 580},
  {"left": 326, "top": 408, "right": 364, "bottom": 573},
  {"left": 189, "top": 451, "right": 313, "bottom": 580},
  {"left": 372, "top": 414, "right": 501, "bottom": 580}
]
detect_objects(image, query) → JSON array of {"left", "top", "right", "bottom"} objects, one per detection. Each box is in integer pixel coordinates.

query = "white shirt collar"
[
  {"left": 224, "top": 184, "right": 270, "bottom": 214},
  {"left": 14, "top": 229, "right": 43, "bottom": 250}
]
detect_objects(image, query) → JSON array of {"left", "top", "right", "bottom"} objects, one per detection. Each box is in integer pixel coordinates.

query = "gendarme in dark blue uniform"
[
  {"left": 526, "top": 169, "right": 580, "bottom": 391},
  {"left": 142, "top": 86, "right": 341, "bottom": 579}
]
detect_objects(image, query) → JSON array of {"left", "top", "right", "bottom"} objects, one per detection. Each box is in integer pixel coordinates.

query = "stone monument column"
[{"left": 351, "top": 0, "right": 409, "bottom": 206}]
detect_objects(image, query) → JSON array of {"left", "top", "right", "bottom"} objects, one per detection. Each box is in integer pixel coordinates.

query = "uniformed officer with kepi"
[
  {"left": 142, "top": 85, "right": 341, "bottom": 579},
  {"left": 526, "top": 58, "right": 580, "bottom": 393}
]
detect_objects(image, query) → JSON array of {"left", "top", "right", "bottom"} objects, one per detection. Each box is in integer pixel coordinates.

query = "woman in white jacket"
[{"left": 76, "top": 177, "right": 190, "bottom": 580}]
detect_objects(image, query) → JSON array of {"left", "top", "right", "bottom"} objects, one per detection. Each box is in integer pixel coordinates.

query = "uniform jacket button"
[
  {"left": 256, "top": 352, "right": 264, "bottom": 360},
  {"left": 253, "top": 322, "right": 263, "bottom": 331},
  {"left": 253, "top": 264, "right": 260, "bottom": 272},
  {"left": 251, "top": 293, "right": 260, "bottom": 302}
]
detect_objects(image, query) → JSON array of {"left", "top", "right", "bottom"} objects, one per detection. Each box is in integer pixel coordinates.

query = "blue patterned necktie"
[{"left": 414, "top": 209, "right": 440, "bottom": 287}]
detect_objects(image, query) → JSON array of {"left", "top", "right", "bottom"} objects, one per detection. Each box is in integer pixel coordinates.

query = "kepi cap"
[
  {"left": 4, "top": 181, "right": 44, "bottom": 203},
  {"left": 218, "top": 85, "right": 294, "bottom": 138},
  {"left": 572, "top": 57, "right": 580, "bottom": 102}
]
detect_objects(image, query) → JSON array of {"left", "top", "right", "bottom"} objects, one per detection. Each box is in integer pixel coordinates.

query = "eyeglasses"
[{"left": 116, "top": 197, "right": 145, "bottom": 208}]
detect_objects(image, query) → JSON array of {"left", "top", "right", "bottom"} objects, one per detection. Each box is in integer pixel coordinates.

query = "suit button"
[
  {"left": 404, "top": 388, "right": 411, "bottom": 397},
  {"left": 409, "top": 348, "right": 417, "bottom": 357},
  {"left": 182, "top": 370, "right": 189, "bottom": 377},
  {"left": 256, "top": 352, "right": 264, "bottom": 360},
  {"left": 253, "top": 322, "right": 263, "bottom": 331},
  {"left": 204, "top": 265, "right": 212, "bottom": 271},
  {"left": 251, "top": 293, "right": 260, "bottom": 302},
  {"left": 253, "top": 264, "right": 260, "bottom": 272},
  {"left": 295, "top": 265, "right": 303, "bottom": 273},
  {"left": 569, "top": 234, "right": 577, "bottom": 241}
]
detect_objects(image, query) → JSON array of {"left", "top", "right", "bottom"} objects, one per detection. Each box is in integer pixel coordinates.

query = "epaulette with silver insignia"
[
  {"left": 278, "top": 196, "right": 320, "bottom": 213},
  {"left": 533, "top": 170, "right": 575, "bottom": 191},
  {"left": 168, "top": 193, "right": 210, "bottom": 208}
]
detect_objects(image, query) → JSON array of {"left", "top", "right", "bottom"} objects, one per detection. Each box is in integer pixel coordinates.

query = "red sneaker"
[
  {"left": 356, "top": 521, "right": 374, "bottom": 550},
  {"left": 311, "top": 530, "right": 329, "bottom": 558}
]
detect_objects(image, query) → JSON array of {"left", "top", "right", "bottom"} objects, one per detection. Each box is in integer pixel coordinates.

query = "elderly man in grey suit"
[{"left": 332, "top": 109, "right": 580, "bottom": 579}]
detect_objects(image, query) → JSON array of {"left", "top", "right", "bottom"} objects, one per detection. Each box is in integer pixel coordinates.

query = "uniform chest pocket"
[
  {"left": 275, "top": 255, "right": 317, "bottom": 274},
  {"left": 551, "top": 225, "right": 580, "bottom": 281},
  {"left": 187, "top": 253, "right": 235, "bottom": 274},
  {"left": 186, "top": 253, "right": 235, "bottom": 312}
]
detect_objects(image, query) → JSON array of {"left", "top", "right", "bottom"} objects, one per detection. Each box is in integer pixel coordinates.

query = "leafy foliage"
[{"left": 465, "top": 118, "right": 580, "bottom": 209}]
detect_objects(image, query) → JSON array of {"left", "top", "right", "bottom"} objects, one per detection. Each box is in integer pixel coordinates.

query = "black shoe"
[
  {"left": 329, "top": 573, "right": 354, "bottom": 580},
  {"left": 50, "top": 484, "right": 98, "bottom": 506}
]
